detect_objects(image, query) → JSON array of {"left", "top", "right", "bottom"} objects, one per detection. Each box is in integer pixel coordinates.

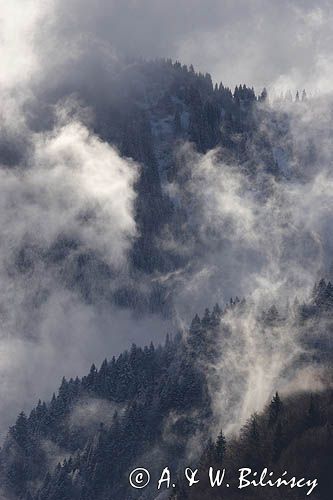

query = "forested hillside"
[
  {"left": 16, "top": 59, "right": 300, "bottom": 315},
  {"left": 2, "top": 0, "right": 333, "bottom": 498},
  {"left": 180, "top": 389, "right": 333, "bottom": 500},
  {"left": 0, "top": 278, "right": 332, "bottom": 500},
  {"left": 1, "top": 59, "right": 333, "bottom": 499}
]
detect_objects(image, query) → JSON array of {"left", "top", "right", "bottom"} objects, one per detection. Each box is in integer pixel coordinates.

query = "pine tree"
[
  {"left": 305, "top": 395, "right": 320, "bottom": 428},
  {"left": 10, "top": 411, "right": 29, "bottom": 449},
  {"left": 243, "top": 414, "right": 262, "bottom": 468},
  {"left": 189, "top": 314, "right": 201, "bottom": 335},
  {"left": 214, "top": 430, "right": 226, "bottom": 464},
  {"left": 259, "top": 88, "right": 268, "bottom": 102},
  {"left": 269, "top": 392, "right": 282, "bottom": 426},
  {"left": 202, "top": 308, "right": 211, "bottom": 328},
  {"left": 211, "top": 303, "right": 222, "bottom": 327},
  {"left": 312, "top": 279, "right": 328, "bottom": 308}
]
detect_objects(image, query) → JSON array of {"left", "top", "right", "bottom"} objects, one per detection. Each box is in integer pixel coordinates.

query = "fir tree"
[
  {"left": 214, "top": 430, "right": 226, "bottom": 464},
  {"left": 269, "top": 392, "right": 282, "bottom": 426}
]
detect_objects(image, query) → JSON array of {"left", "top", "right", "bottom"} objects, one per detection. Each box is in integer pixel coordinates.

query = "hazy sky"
[{"left": 1, "top": 0, "right": 333, "bottom": 93}]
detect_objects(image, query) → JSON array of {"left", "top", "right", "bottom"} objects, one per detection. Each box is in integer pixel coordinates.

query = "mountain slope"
[{"left": 0, "top": 283, "right": 332, "bottom": 500}]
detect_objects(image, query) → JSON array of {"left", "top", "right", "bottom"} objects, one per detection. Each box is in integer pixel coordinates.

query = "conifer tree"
[
  {"left": 214, "top": 430, "right": 226, "bottom": 464},
  {"left": 269, "top": 392, "right": 282, "bottom": 426}
]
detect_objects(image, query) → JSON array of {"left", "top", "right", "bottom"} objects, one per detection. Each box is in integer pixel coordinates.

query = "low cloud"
[
  {"left": 0, "top": 109, "right": 141, "bottom": 439},
  {"left": 163, "top": 97, "right": 333, "bottom": 433},
  {"left": 69, "top": 397, "right": 123, "bottom": 432}
]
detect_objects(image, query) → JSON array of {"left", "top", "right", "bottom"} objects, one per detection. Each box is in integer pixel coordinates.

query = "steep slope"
[
  {"left": 21, "top": 60, "right": 292, "bottom": 314},
  {"left": 180, "top": 389, "right": 333, "bottom": 500},
  {"left": 0, "top": 283, "right": 332, "bottom": 500}
]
